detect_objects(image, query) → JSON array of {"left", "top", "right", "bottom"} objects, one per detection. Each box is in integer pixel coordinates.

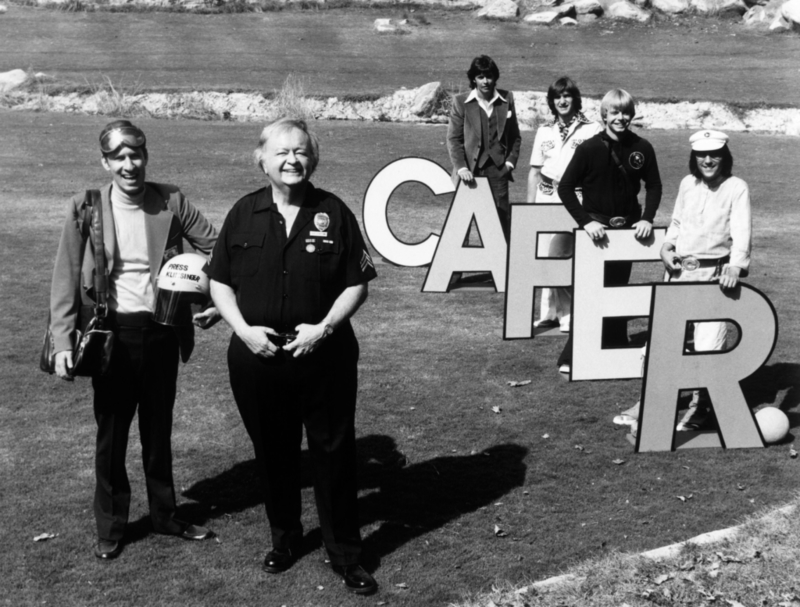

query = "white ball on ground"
[{"left": 755, "top": 408, "right": 790, "bottom": 444}]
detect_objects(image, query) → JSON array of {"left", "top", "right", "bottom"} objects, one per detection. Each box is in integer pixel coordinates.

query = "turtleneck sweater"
[{"left": 109, "top": 185, "right": 152, "bottom": 313}]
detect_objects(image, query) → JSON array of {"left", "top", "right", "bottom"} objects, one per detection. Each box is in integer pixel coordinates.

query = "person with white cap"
[{"left": 615, "top": 129, "right": 751, "bottom": 431}]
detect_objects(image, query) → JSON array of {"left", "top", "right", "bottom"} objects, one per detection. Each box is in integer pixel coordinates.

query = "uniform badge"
[
  {"left": 314, "top": 213, "right": 331, "bottom": 232},
  {"left": 629, "top": 151, "right": 645, "bottom": 170},
  {"left": 306, "top": 244, "right": 316, "bottom": 253},
  {"left": 541, "top": 140, "right": 555, "bottom": 152}
]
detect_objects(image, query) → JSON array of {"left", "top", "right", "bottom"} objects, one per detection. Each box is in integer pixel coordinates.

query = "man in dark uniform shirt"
[
  {"left": 556, "top": 89, "right": 662, "bottom": 372},
  {"left": 208, "top": 119, "right": 378, "bottom": 595}
]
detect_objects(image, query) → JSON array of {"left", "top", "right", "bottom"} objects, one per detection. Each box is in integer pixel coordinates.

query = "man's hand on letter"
[
  {"left": 632, "top": 219, "right": 653, "bottom": 240},
  {"left": 457, "top": 168, "right": 474, "bottom": 184},
  {"left": 583, "top": 221, "right": 606, "bottom": 241},
  {"left": 718, "top": 265, "right": 741, "bottom": 290}
]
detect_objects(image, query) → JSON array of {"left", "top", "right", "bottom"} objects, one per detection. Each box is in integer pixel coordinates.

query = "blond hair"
[{"left": 600, "top": 89, "right": 635, "bottom": 121}]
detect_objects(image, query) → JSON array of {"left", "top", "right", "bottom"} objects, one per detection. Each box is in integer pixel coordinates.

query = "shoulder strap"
[
  {"left": 80, "top": 189, "right": 97, "bottom": 240},
  {"left": 87, "top": 190, "right": 109, "bottom": 317},
  {"left": 601, "top": 138, "right": 630, "bottom": 180},
  {"left": 601, "top": 138, "right": 631, "bottom": 204}
]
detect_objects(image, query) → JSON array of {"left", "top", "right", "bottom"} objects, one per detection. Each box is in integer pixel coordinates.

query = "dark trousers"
[
  {"left": 475, "top": 160, "right": 511, "bottom": 240},
  {"left": 227, "top": 333, "right": 362, "bottom": 566},
  {"left": 558, "top": 260, "right": 633, "bottom": 366},
  {"left": 91, "top": 323, "right": 180, "bottom": 541}
]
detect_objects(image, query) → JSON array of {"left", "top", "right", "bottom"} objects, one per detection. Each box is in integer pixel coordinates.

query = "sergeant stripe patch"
[{"left": 360, "top": 249, "right": 374, "bottom": 272}]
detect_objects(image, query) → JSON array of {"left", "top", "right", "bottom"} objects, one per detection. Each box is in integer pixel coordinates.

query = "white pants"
[
  {"left": 535, "top": 188, "right": 573, "bottom": 324},
  {"left": 669, "top": 264, "right": 727, "bottom": 352}
]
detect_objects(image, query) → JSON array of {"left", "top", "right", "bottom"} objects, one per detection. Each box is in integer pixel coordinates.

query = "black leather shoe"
[
  {"left": 263, "top": 548, "right": 295, "bottom": 574},
  {"left": 332, "top": 564, "right": 378, "bottom": 595},
  {"left": 157, "top": 519, "right": 214, "bottom": 541},
  {"left": 94, "top": 539, "right": 122, "bottom": 560},
  {"left": 177, "top": 523, "right": 213, "bottom": 541}
]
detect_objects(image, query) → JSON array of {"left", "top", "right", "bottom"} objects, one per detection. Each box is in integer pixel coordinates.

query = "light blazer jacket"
[
  {"left": 50, "top": 182, "right": 218, "bottom": 362},
  {"left": 446, "top": 89, "right": 522, "bottom": 182}
]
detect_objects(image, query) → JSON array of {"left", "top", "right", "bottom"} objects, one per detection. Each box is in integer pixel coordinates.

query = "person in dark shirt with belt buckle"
[
  {"left": 556, "top": 89, "right": 663, "bottom": 373},
  {"left": 208, "top": 118, "right": 378, "bottom": 595}
]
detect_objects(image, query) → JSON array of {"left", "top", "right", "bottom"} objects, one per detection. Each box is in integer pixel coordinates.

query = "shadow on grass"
[
  {"left": 177, "top": 435, "right": 527, "bottom": 564},
  {"left": 742, "top": 362, "right": 800, "bottom": 412}
]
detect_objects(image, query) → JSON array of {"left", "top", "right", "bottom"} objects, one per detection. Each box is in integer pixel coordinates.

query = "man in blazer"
[
  {"left": 447, "top": 55, "right": 522, "bottom": 239},
  {"left": 50, "top": 121, "right": 218, "bottom": 559}
]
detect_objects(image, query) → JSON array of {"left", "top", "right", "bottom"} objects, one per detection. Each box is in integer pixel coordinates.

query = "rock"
[
  {"left": 0, "top": 69, "right": 27, "bottom": 93},
  {"left": 785, "top": 115, "right": 800, "bottom": 137},
  {"left": 652, "top": 0, "right": 689, "bottom": 13},
  {"left": 769, "top": 13, "right": 791, "bottom": 27},
  {"left": 780, "top": 0, "right": 800, "bottom": 27},
  {"left": 607, "top": 0, "right": 652, "bottom": 20},
  {"left": 0, "top": 4, "right": 7, "bottom": 13},
  {"left": 525, "top": 1, "right": 575, "bottom": 19},
  {"left": 577, "top": 11, "right": 600, "bottom": 19},
  {"left": 574, "top": 0, "right": 603, "bottom": 13},
  {"left": 374, "top": 18, "right": 401, "bottom": 33},
  {"left": 632, "top": 0, "right": 650, "bottom": 8},
  {"left": 410, "top": 82, "right": 442, "bottom": 117},
  {"left": 560, "top": 14, "right": 579, "bottom": 21},
  {"left": 524, "top": 9, "right": 561, "bottom": 20},
  {"left": 557, "top": 2, "right": 577, "bottom": 14},
  {"left": 742, "top": 4, "right": 768, "bottom": 23},
  {"left": 476, "top": 0, "right": 520, "bottom": 18},
  {"left": 690, "top": 0, "right": 746, "bottom": 14},
  {"left": 718, "top": 0, "right": 747, "bottom": 15}
]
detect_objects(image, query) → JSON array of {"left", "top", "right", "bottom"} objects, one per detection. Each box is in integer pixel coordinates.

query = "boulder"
[
  {"left": 560, "top": 14, "right": 579, "bottom": 21},
  {"left": 525, "top": 2, "right": 575, "bottom": 20},
  {"left": 410, "top": 82, "right": 443, "bottom": 117},
  {"left": 632, "top": 0, "right": 650, "bottom": 8},
  {"left": 524, "top": 9, "right": 561, "bottom": 20},
  {"left": 0, "top": 69, "right": 27, "bottom": 93},
  {"left": 690, "top": 0, "right": 746, "bottom": 14},
  {"left": 577, "top": 11, "right": 600, "bottom": 19},
  {"left": 574, "top": 0, "right": 603, "bottom": 14},
  {"left": 780, "top": 0, "right": 800, "bottom": 27},
  {"left": 717, "top": 0, "right": 748, "bottom": 14},
  {"left": 374, "top": 18, "right": 401, "bottom": 33},
  {"left": 607, "top": 0, "right": 652, "bottom": 20},
  {"left": 742, "top": 4, "right": 768, "bottom": 23},
  {"left": 652, "top": 0, "right": 689, "bottom": 13},
  {"left": 769, "top": 13, "right": 791, "bottom": 27},
  {"left": 476, "top": 0, "right": 520, "bottom": 18}
]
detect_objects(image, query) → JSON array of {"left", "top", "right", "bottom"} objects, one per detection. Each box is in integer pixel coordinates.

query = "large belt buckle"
[
  {"left": 681, "top": 255, "right": 700, "bottom": 272},
  {"left": 609, "top": 216, "right": 627, "bottom": 228}
]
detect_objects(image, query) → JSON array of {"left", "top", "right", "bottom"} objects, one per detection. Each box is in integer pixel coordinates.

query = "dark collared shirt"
[
  {"left": 558, "top": 130, "right": 663, "bottom": 227},
  {"left": 208, "top": 183, "right": 377, "bottom": 333}
]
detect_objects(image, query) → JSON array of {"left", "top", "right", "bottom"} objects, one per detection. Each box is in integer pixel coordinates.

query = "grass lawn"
[
  {"left": 1, "top": 5, "right": 800, "bottom": 106},
  {"left": 1, "top": 109, "right": 799, "bottom": 606}
]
